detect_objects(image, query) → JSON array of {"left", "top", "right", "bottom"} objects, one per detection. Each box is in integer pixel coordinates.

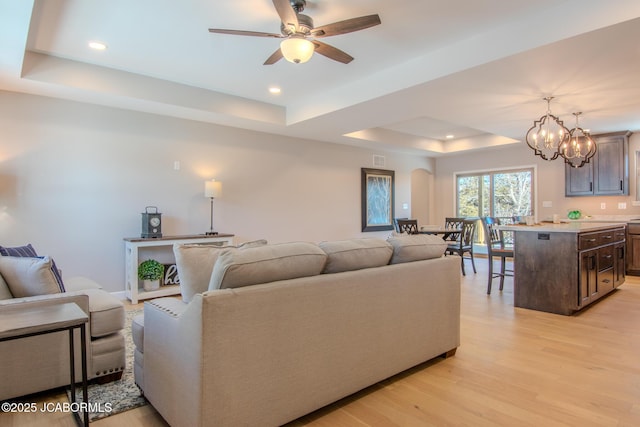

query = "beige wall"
[
  {"left": 0, "top": 91, "right": 433, "bottom": 293},
  {"left": 435, "top": 133, "right": 640, "bottom": 223}
]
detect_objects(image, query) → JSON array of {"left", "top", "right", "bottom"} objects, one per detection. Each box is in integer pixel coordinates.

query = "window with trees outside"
[{"left": 456, "top": 168, "right": 534, "bottom": 245}]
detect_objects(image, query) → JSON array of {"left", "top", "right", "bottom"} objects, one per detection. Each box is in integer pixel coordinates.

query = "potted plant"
[{"left": 138, "top": 259, "right": 165, "bottom": 291}]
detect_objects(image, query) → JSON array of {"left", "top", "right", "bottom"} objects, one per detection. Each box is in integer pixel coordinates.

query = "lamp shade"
[
  {"left": 280, "top": 37, "right": 314, "bottom": 64},
  {"left": 204, "top": 180, "right": 221, "bottom": 198}
]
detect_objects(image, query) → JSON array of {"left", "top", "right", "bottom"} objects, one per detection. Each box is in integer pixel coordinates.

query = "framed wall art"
[{"left": 361, "top": 168, "right": 395, "bottom": 232}]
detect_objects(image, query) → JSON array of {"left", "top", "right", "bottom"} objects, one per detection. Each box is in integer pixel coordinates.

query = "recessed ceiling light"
[
  {"left": 269, "top": 86, "right": 281, "bottom": 94},
  {"left": 88, "top": 41, "right": 107, "bottom": 50},
  {"left": 446, "top": 134, "right": 455, "bottom": 139}
]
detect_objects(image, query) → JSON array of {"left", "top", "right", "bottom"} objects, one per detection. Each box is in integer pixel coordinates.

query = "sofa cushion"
[
  {"left": 81, "top": 288, "right": 125, "bottom": 338},
  {"left": 209, "top": 242, "right": 327, "bottom": 290},
  {"left": 0, "top": 273, "right": 13, "bottom": 300},
  {"left": 0, "top": 244, "right": 65, "bottom": 292},
  {"left": 174, "top": 240, "right": 267, "bottom": 302},
  {"left": 387, "top": 234, "right": 447, "bottom": 264},
  {"left": 319, "top": 238, "right": 393, "bottom": 273},
  {"left": 0, "top": 256, "right": 61, "bottom": 297}
]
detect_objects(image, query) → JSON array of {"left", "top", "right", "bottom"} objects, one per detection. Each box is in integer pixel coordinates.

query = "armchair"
[{"left": 0, "top": 250, "right": 126, "bottom": 401}]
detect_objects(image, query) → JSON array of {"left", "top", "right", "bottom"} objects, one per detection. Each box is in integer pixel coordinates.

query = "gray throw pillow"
[
  {"left": 0, "top": 256, "right": 62, "bottom": 297},
  {"left": 0, "top": 273, "right": 13, "bottom": 300}
]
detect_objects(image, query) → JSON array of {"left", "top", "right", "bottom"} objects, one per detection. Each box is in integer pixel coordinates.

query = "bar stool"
[{"left": 481, "top": 217, "right": 514, "bottom": 294}]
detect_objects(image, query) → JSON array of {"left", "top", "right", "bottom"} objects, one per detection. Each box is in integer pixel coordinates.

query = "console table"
[
  {"left": 124, "top": 234, "right": 234, "bottom": 303},
  {"left": 0, "top": 302, "right": 89, "bottom": 426}
]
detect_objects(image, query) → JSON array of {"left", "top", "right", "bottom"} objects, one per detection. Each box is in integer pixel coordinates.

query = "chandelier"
[
  {"left": 560, "top": 112, "right": 597, "bottom": 168},
  {"left": 525, "top": 97, "right": 570, "bottom": 161}
]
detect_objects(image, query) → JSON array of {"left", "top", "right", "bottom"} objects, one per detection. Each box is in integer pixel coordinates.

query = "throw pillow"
[
  {"left": 319, "top": 238, "right": 393, "bottom": 273},
  {"left": 387, "top": 234, "right": 447, "bottom": 264},
  {"left": 174, "top": 239, "right": 268, "bottom": 302},
  {"left": 0, "top": 244, "right": 65, "bottom": 292},
  {"left": 0, "top": 273, "right": 13, "bottom": 300},
  {"left": 0, "top": 256, "right": 62, "bottom": 298},
  {"left": 209, "top": 242, "right": 327, "bottom": 290}
]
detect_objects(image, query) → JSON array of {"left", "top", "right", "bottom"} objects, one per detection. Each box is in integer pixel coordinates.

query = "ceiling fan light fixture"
[{"left": 280, "top": 37, "right": 314, "bottom": 64}]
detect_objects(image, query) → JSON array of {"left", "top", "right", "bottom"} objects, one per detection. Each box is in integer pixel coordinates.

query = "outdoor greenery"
[{"left": 457, "top": 169, "right": 532, "bottom": 218}]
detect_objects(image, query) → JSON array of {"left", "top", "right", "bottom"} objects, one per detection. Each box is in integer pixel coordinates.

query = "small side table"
[{"left": 0, "top": 302, "right": 89, "bottom": 426}]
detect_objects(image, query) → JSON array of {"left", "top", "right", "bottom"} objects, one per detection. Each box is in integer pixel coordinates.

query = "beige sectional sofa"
[
  {"left": 0, "top": 255, "right": 126, "bottom": 401},
  {"left": 133, "top": 236, "right": 461, "bottom": 427}
]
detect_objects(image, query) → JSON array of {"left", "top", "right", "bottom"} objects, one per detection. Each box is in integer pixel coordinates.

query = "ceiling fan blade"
[
  {"left": 272, "top": 0, "right": 299, "bottom": 32},
  {"left": 208, "top": 28, "right": 283, "bottom": 38},
  {"left": 311, "top": 14, "right": 381, "bottom": 38},
  {"left": 264, "top": 48, "right": 284, "bottom": 65},
  {"left": 312, "top": 40, "right": 354, "bottom": 64}
]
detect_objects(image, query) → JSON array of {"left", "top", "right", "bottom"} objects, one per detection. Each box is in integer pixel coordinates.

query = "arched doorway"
[{"left": 410, "top": 168, "right": 434, "bottom": 226}]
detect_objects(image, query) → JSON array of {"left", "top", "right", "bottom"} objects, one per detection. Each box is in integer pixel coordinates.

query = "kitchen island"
[{"left": 500, "top": 222, "right": 626, "bottom": 315}]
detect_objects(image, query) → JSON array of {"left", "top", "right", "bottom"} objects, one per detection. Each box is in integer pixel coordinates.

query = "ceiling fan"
[{"left": 208, "top": 0, "right": 381, "bottom": 65}]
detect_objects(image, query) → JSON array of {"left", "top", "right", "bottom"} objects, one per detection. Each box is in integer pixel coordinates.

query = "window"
[
  {"left": 456, "top": 168, "right": 534, "bottom": 218},
  {"left": 456, "top": 168, "right": 534, "bottom": 247}
]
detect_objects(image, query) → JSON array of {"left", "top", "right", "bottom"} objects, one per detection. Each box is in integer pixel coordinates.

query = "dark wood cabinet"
[
  {"left": 577, "top": 228, "right": 622, "bottom": 307},
  {"left": 565, "top": 131, "right": 630, "bottom": 197},
  {"left": 579, "top": 249, "right": 598, "bottom": 306},
  {"left": 626, "top": 223, "right": 640, "bottom": 275},
  {"left": 614, "top": 241, "right": 626, "bottom": 287},
  {"left": 513, "top": 225, "right": 625, "bottom": 315}
]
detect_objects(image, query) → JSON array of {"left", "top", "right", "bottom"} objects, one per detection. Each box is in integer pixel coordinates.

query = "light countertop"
[{"left": 498, "top": 221, "right": 627, "bottom": 233}]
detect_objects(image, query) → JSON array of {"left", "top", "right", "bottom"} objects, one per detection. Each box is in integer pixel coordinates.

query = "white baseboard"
[{"left": 111, "top": 290, "right": 128, "bottom": 301}]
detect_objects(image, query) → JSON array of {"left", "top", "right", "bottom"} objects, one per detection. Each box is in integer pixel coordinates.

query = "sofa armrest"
[
  {"left": 142, "top": 296, "right": 205, "bottom": 427},
  {"left": 0, "top": 289, "right": 124, "bottom": 339},
  {"left": 145, "top": 297, "right": 189, "bottom": 317},
  {"left": 0, "top": 292, "right": 90, "bottom": 315}
]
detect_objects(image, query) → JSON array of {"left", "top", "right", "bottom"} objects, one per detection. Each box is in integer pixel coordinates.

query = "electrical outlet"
[
  {"left": 618, "top": 202, "right": 627, "bottom": 209},
  {"left": 542, "top": 201, "right": 552, "bottom": 208},
  {"left": 601, "top": 203, "right": 606, "bottom": 209}
]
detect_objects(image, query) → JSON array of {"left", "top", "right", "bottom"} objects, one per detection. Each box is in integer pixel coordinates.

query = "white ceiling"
[{"left": 2, "top": 0, "right": 640, "bottom": 156}]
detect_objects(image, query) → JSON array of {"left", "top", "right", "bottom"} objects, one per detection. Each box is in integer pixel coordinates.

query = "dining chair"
[
  {"left": 396, "top": 219, "right": 419, "bottom": 235},
  {"left": 393, "top": 218, "right": 408, "bottom": 233},
  {"left": 445, "top": 219, "right": 477, "bottom": 276},
  {"left": 481, "top": 217, "right": 514, "bottom": 294},
  {"left": 444, "top": 217, "right": 464, "bottom": 242}
]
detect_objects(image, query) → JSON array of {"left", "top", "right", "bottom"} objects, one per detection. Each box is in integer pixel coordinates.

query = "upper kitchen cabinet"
[{"left": 566, "top": 131, "right": 631, "bottom": 197}]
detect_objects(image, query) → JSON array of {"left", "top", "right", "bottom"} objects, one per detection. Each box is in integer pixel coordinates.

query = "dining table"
[{"left": 418, "top": 227, "right": 462, "bottom": 240}]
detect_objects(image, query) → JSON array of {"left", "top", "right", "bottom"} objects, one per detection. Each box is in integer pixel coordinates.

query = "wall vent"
[{"left": 373, "top": 155, "right": 385, "bottom": 167}]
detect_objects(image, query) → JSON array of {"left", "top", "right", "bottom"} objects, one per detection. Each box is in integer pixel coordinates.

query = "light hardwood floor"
[{"left": 2, "top": 258, "right": 640, "bottom": 426}]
